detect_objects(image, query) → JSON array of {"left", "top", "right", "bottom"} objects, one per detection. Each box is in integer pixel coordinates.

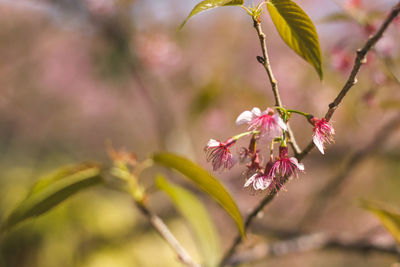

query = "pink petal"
[
  {"left": 289, "top": 157, "right": 305, "bottom": 171},
  {"left": 251, "top": 107, "right": 261, "bottom": 116},
  {"left": 244, "top": 174, "right": 256, "bottom": 188},
  {"left": 236, "top": 111, "right": 254, "bottom": 126},
  {"left": 313, "top": 135, "right": 325, "bottom": 154},
  {"left": 274, "top": 114, "right": 288, "bottom": 131},
  {"left": 207, "top": 139, "right": 220, "bottom": 148}
]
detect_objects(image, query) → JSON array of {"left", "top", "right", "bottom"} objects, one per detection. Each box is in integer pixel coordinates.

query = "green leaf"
[
  {"left": 2, "top": 163, "right": 103, "bottom": 231},
  {"left": 180, "top": 0, "right": 244, "bottom": 29},
  {"left": 319, "top": 12, "right": 354, "bottom": 24},
  {"left": 360, "top": 200, "right": 400, "bottom": 244},
  {"left": 267, "top": 0, "right": 323, "bottom": 79},
  {"left": 156, "top": 176, "right": 220, "bottom": 267},
  {"left": 153, "top": 153, "right": 244, "bottom": 237}
]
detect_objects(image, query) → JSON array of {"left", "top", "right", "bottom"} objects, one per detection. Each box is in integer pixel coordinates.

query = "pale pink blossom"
[
  {"left": 204, "top": 138, "right": 236, "bottom": 171},
  {"left": 268, "top": 147, "right": 304, "bottom": 179},
  {"left": 244, "top": 161, "right": 274, "bottom": 191},
  {"left": 244, "top": 173, "right": 273, "bottom": 191},
  {"left": 236, "top": 107, "right": 287, "bottom": 139},
  {"left": 311, "top": 118, "right": 335, "bottom": 154}
]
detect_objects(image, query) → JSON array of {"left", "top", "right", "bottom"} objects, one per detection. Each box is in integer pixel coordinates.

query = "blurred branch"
[
  {"left": 299, "top": 2, "right": 400, "bottom": 160},
  {"left": 298, "top": 114, "right": 400, "bottom": 228},
  {"left": 253, "top": 18, "right": 301, "bottom": 156},
  {"left": 220, "top": 3, "right": 400, "bottom": 266},
  {"left": 228, "top": 231, "right": 400, "bottom": 266},
  {"left": 135, "top": 202, "right": 200, "bottom": 267}
]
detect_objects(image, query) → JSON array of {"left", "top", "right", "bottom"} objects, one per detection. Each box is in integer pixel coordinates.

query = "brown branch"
[
  {"left": 299, "top": 2, "right": 400, "bottom": 160},
  {"left": 135, "top": 202, "right": 200, "bottom": 267},
  {"left": 228, "top": 232, "right": 400, "bottom": 266},
  {"left": 220, "top": 3, "right": 400, "bottom": 266},
  {"left": 298, "top": 114, "right": 400, "bottom": 228},
  {"left": 253, "top": 19, "right": 302, "bottom": 156}
]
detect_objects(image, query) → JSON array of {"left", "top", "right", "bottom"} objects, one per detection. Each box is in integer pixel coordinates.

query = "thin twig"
[
  {"left": 135, "top": 202, "right": 200, "bottom": 267},
  {"left": 228, "top": 232, "right": 400, "bottom": 266},
  {"left": 298, "top": 114, "right": 400, "bottom": 227},
  {"left": 220, "top": 4, "right": 400, "bottom": 266},
  {"left": 253, "top": 19, "right": 302, "bottom": 156},
  {"left": 299, "top": 3, "right": 400, "bottom": 160}
]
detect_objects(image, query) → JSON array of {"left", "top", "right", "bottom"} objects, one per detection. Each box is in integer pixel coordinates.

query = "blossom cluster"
[{"left": 204, "top": 107, "right": 335, "bottom": 192}]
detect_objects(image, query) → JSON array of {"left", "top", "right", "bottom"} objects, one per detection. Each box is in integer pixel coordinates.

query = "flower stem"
[
  {"left": 286, "top": 109, "right": 311, "bottom": 118},
  {"left": 233, "top": 130, "right": 259, "bottom": 140}
]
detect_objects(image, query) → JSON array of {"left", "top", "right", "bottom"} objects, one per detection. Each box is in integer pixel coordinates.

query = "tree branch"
[
  {"left": 253, "top": 19, "right": 302, "bottom": 156},
  {"left": 135, "top": 202, "right": 200, "bottom": 267},
  {"left": 298, "top": 114, "right": 400, "bottom": 227},
  {"left": 220, "top": 3, "right": 400, "bottom": 266},
  {"left": 228, "top": 231, "right": 400, "bottom": 266},
  {"left": 298, "top": 2, "right": 400, "bottom": 160}
]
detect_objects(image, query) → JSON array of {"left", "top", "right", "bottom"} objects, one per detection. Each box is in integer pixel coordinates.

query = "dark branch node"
[{"left": 257, "top": 56, "right": 265, "bottom": 64}]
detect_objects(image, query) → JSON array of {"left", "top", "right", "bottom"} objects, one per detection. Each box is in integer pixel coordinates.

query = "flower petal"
[
  {"left": 274, "top": 114, "right": 288, "bottom": 131},
  {"left": 251, "top": 107, "right": 261, "bottom": 116},
  {"left": 313, "top": 135, "right": 325, "bottom": 154},
  {"left": 236, "top": 111, "right": 253, "bottom": 126},
  {"left": 206, "top": 139, "right": 220, "bottom": 148},
  {"left": 244, "top": 174, "right": 256, "bottom": 188},
  {"left": 289, "top": 157, "right": 305, "bottom": 171}
]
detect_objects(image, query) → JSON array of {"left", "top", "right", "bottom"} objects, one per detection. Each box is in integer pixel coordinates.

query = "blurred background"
[{"left": 0, "top": 0, "right": 399, "bottom": 266}]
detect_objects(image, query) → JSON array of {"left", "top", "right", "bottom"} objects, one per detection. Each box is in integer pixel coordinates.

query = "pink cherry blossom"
[
  {"left": 204, "top": 138, "right": 236, "bottom": 171},
  {"left": 268, "top": 147, "right": 304, "bottom": 179},
  {"left": 310, "top": 118, "right": 335, "bottom": 154},
  {"left": 236, "top": 107, "right": 287, "bottom": 139},
  {"left": 244, "top": 173, "right": 273, "bottom": 191},
  {"left": 244, "top": 160, "right": 274, "bottom": 191}
]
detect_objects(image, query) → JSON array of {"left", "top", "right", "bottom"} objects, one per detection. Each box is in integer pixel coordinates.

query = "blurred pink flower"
[
  {"left": 310, "top": 117, "right": 335, "bottom": 154},
  {"left": 204, "top": 138, "right": 236, "bottom": 171},
  {"left": 236, "top": 107, "right": 287, "bottom": 139},
  {"left": 345, "top": 0, "right": 362, "bottom": 9},
  {"left": 375, "top": 35, "right": 397, "bottom": 58},
  {"left": 331, "top": 47, "right": 353, "bottom": 73},
  {"left": 268, "top": 146, "right": 304, "bottom": 178},
  {"left": 135, "top": 32, "right": 182, "bottom": 74}
]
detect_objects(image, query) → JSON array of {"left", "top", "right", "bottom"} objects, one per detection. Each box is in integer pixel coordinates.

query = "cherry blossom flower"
[
  {"left": 204, "top": 138, "right": 236, "bottom": 171},
  {"left": 236, "top": 107, "right": 287, "bottom": 139},
  {"left": 268, "top": 146, "right": 304, "bottom": 179},
  {"left": 310, "top": 117, "right": 335, "bottom": 154},
  {"left": 244, "top": 161, "right": 274, "bottom": 191},
  {"left": 244, "top": 173, "right": 273, "bottom": 191}
]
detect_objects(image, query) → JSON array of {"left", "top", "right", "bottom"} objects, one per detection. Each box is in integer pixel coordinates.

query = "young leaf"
[
  {"left": 267, "top": 0, "right": 323, "bottom": 79},
  {"left": 360, "top": 200, "right": 400, "bottom": 243},
  {"left": 2, "top": 163, "right": 103, "bottom": 231},
  {"left": 153, "top": 152, "right": 244, "bottom": 237},
  {"left": 156, "top": 176, "right": 221, "bottom": 267},
  {"left": 180, "top": 0, "right": 244, "bottom": 29}
]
